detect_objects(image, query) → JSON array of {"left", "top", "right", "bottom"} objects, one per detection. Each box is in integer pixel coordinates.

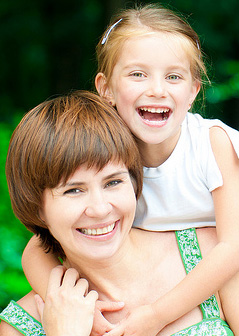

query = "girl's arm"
[
  {"left": 22, "top": 235, "right": 61, "bottom": 300},
  {"left": 105, "top": 126, "right": 239, "bottom": 336},
  {"left": 219, "top": 271, "right": 239, "bottom": 335}
]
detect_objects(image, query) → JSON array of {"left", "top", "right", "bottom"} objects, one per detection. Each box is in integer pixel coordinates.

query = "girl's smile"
[
  {"left": 97, "top": 32, "right": 200, "bottom": 157},
  {"left": 137, "top": 106, "right": 172, "bottom": 126}
]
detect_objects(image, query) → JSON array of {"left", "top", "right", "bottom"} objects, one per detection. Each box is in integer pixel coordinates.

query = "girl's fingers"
[{"left": 97, "top": 300, "right": 125, "bottom": 312}]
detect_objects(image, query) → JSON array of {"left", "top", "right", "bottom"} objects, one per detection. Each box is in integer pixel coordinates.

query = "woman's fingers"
[
  {"left": 75, "top": 277, "right": 89, "bottom": 296},
  {"left": 46, "top": 265, "right": 96, "bottom": 301},
  {"left": 86, "top": 289, "right": 98, "bottom": 303},
  {"left": 46, "top": 265, "right": 66, "bottom": 293},
  {"left": 34, "top": 294, "right": 45, "bottom": 320}
]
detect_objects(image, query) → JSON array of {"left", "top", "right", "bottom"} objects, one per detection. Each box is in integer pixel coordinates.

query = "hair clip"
[
  {"left": 196, "top": 40, "right": 201, "bottom": 59},
  {"left": 101, "top": 18, "right": 123, "bottom": 45}
]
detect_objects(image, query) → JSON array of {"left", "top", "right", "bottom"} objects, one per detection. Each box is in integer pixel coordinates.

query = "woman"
[{"left": 0, "top": 91, "right": 236, "bottom": 335}]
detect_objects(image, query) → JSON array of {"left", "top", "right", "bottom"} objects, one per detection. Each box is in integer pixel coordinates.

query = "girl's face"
[
  {"left": 41, "top": 161, "right": 136, "bottom": 262},
  {"left": 97, "top": 32, "right": 200, "bottom": 148}
]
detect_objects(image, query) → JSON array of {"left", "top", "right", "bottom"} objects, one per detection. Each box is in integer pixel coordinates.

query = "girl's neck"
[{"left": 136, "top": 128, "right": 182, "bottom": 167}]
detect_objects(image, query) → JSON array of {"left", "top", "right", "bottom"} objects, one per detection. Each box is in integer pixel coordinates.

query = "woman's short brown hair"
[{"left": 6, "top": 90, "right": 143, "bottom": 258}]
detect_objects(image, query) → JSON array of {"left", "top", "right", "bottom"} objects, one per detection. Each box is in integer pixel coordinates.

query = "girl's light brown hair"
[
  {"left": 96, "top": 3, "right": 208, "bottom": 86},
  {"left": 6, "top": 90, "right": 143, "bottom": 258}
]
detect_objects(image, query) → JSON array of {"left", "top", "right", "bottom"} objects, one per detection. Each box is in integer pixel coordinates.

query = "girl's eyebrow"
[{"left": 167, "top": 64, "right": 189, "bottom": 72}]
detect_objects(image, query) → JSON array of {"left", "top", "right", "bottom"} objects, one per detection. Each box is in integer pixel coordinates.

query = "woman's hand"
[{"left": 35, "top": 265, "right": 98, "bottom": 336}]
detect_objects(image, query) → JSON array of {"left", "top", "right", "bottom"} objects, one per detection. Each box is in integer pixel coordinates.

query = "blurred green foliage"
[{"left": 0, "top": 0, "right": 239, "bottom": 312}]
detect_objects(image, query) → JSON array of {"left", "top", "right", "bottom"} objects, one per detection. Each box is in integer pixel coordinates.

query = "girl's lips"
[{"left": 137, "top": 107, "right": 172, "bottom": 124}]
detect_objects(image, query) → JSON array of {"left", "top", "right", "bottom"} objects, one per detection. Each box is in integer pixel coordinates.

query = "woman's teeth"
[{"left": 79, "top": 223, "right": 115, "bottom": 236}]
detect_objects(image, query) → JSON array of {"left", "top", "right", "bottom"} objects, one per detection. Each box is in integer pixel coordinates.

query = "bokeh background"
[{"left": 0, "top": 0, "right": 239, "bottom": 312}]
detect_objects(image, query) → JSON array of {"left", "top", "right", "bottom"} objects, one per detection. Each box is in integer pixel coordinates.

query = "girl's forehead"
[
  {"left": 122, "top": 31, "right": 190, "bottom": 49},
  {"left": 116, "top": 31, "right": 192, "bottom": 66}
]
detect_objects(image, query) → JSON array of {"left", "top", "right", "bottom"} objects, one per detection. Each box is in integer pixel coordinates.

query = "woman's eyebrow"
[
  {"left": 103, "top": 170, "right": 129, "bottom": 180},
  {"left": 56, "top": 170, "right": 129, "bottom": 188}
]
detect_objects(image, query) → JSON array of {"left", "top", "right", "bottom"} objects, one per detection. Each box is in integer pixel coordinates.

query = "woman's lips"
[{"left": 77, "top": 222, "right": 116, "bottom": 236}]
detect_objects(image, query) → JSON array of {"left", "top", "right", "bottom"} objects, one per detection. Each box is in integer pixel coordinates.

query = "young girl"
[{"left": 22, "top": 4, "right": 239, "bottom": 336}]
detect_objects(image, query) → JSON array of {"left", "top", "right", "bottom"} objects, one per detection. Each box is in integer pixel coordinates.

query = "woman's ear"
[
  {"left": 95, "top": 73, "right": 116, "bottom": 106},
  {"left": 38, "top": 208, "right": 46, "bottom": 224}
]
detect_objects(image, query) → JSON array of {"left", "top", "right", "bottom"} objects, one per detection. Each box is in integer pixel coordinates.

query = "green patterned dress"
[{"left": 0, "top": 229, "right": 234, "bottom": 335}]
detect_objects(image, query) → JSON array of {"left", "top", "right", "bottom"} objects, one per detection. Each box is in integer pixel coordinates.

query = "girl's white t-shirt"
[{"left": 134, "top": 112, "right": 239, "bottom": 231}]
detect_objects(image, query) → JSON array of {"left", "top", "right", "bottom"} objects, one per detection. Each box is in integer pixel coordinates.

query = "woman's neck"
[{"left": 64, "top": 229, "right": 144, "bottom": 299}]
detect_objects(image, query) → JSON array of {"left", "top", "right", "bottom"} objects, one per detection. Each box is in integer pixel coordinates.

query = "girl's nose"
[
  {"left": 84, "top": 192, "right": 112, "bottom": 218},
  {"left": 146, "top": 78, "right": 167, "bottom": 98}
]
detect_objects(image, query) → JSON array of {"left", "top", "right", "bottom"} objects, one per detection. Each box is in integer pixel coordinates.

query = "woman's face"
[{"left": 40, "top": 161, "right": 137, "bottom": 262}]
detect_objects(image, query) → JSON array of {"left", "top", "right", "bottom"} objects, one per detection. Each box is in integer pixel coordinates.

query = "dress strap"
[
  {"left": 175, "top": 228, "right": 220, "bottom": 319},
  {"left": 0, "top": 300, "right": 45, "bottom": 336}
]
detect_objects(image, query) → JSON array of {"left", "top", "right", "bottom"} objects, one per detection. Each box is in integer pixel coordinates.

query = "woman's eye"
[
  {"left": 106, "top": 180, "right": 123, "bottom": 188},
  {"left": 63, "top": 188, "right": 82, "bottom": 195}
]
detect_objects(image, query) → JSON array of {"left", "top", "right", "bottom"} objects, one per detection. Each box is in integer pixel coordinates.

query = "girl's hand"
[
  {"left": 103, "top": 304, "right": 163, "bottom": 336},
  {"left": 35, "top": 265, "right": 98, "bottom": 336},
  {"left": 91, "top": 300, "right": 125, "bottom": 336}
]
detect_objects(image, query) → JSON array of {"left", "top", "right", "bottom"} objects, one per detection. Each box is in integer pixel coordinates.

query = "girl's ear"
[
  {"left": 95, "top": 73, "right": 116, "bottom": 106},
  {"left": 192, "top": 80, "right": 201, "bottom": 102}
]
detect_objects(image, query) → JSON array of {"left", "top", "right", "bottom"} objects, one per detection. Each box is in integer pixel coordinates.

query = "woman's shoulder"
[{"left": 0, "top": 291, "right": 41, "bottom": 336}]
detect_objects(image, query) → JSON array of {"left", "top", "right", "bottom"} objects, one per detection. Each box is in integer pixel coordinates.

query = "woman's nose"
[{"left": 84, "top": 192, "right": 112, "bottom": 218}]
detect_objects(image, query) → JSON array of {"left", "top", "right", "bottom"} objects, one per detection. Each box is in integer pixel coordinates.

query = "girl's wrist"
[{"left": 150, "top": 302, "right": 169, "bottom": 330}]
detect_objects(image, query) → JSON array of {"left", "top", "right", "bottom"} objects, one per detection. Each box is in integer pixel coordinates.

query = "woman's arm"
[{"left": 22, "top": 235, "right": 61, "bottom": 300}]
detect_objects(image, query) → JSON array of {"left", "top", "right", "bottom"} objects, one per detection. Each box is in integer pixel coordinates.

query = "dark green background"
[{"left": 0, "top": 0, "right": 239, "bottom": 312}]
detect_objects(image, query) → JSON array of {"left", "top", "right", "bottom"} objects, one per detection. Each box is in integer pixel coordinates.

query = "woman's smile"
[
  {"left": 41, "top": 162, "right": 136, "bottom": 260},
  {"left": 76, "top": 220, "right": 120, "bottom": 241}
]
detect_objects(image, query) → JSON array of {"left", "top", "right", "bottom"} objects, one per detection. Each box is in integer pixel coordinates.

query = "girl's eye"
[
  {"left": 105, "top": 179, "right": 123, "bottom": 188},
  {"left": 167, "top": 74, "right": 181, "bottom": 80},
  {"left": 130, "top": 72, "right": 145, "bottom": 78}
]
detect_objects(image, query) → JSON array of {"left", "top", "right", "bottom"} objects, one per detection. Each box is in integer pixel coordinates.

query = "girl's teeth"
[
  {"left": 141, "top": 107, "right": 169, "bottom": 113},
  {"left": 79, "top": 223, "right": 115, "bottom": 236}
]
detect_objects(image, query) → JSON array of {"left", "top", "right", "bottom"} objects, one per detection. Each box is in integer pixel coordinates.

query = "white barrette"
[
  {"left": 101, "top": 18, "right": 123, "bottom": 45},
  {"left": 196, "top": 40, "right": 201, "bottom": 59}
]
